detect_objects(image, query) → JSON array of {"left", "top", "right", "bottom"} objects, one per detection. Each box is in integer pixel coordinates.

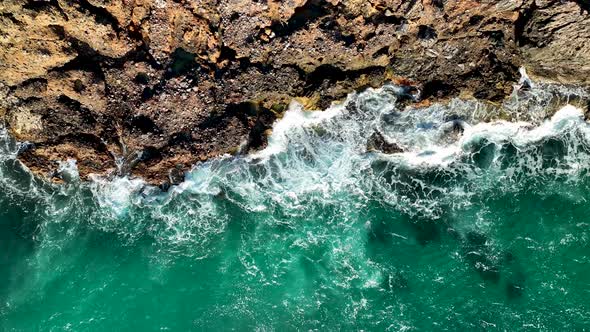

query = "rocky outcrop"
[
  {"left": 367, "top": 131, "right": 403, "bottom": 154},
  {"left": 518, "top": 0, "right": 590, "bottom": 84},
  {"left": 1, "top": 0, "right": 589, "bottom": 185}
]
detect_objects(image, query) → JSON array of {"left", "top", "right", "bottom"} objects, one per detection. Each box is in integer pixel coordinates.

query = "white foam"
[
  {"left": 56, "top": 159, "right": 80, "bottom": 182},
  {"left": 248, "top": 100, "right": 345, "bottom": 160},
  {"left": 179, "top": 161, "right": 223, "bottom": 196},
  {"left": 393, "top": 145, "right": 461, "bottom": 167},
  {"left": 389, "top": 105, "right": 586, "bottom": 168},
  {"left": 515, "top": 66, "right": 535, "bottom": 90},
  {"left": 1, "top": 76, "right": 589, "bottom": 250},
  {"left": 463, "top": 104, "right": 584, "bottom": 148},
  {"left": 89, "top": 175, "right": 146, "bottom": 217}
]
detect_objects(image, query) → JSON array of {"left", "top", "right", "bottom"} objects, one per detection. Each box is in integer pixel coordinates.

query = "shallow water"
[{"left": 1, "top": 81, "right": 590, "bottom": 330}]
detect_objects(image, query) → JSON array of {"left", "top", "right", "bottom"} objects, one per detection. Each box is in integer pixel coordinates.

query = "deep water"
[{"left": 1, "top": 81, "right": 590, "bottom": 330}]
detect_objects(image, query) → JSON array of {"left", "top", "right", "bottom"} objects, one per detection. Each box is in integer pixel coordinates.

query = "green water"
[{"left": 1, "top": 85, "right": 590, "bottom": 330}]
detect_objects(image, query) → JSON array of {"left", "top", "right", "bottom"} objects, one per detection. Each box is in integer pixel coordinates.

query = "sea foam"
[{"left": 0, "top": 72, "right": 589, "bottom": 247}]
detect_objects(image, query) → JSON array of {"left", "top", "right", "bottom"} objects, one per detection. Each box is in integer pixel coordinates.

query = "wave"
[{"left": 0, "top": 72, "right": 589, "bottom": 252}]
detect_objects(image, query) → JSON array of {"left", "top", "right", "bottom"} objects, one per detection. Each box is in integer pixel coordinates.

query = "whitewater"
[{"left": 1, "top": 74, "right": 589, "bottom": 330}]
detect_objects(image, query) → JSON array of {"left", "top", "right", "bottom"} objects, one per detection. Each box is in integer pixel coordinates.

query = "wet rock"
[
  {"left": 367, "top": 131, "right": 403, "bottom": 154},
  {"left": 382, "top": 84, "right": 420, "bottom": 102},
  {"left": 169, "top": 166, "right": 185, "bottom": 185},
  {"left": 438, "top": 118, "right": 466, "bottom": 145},
  {"left": 16, "top": 142, "right": 35, "bottom": 155},
  {"left": 158, "top": 181, "right": 171, "bottom": 192}
]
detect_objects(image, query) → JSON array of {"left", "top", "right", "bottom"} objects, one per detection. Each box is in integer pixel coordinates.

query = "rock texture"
[{"left": 1, "top": 0, "right": 589, "bottom": 185}]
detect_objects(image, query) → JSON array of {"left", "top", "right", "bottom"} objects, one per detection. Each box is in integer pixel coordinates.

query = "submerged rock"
[
  {"left": 0, "top": 0, "right": 589, "bottom": 183},
  {"left": 462, "top": 231, "right": 503, "bottom": 284},
  {"left": 437, "top": 118, "right": 466, "bottom": 145}
]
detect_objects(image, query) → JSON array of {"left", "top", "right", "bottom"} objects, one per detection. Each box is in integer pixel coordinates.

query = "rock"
[
  {"left": 367, "top": 131, "right": 403, "bottom": 154},
  {"left": 437, "top": 118, "right": 466, "bottom": 145},
  {"left": 169, "top": 166, "right": 185, "bottom": 185},
  {"left": 0, "top": 0, "right": 589, "bottom": 183},
  {"left": 158, "top": 181, "right": 171, "bottom": 192},
  {"left": 0, "top": 1, "right": 77, "bottom": 86},
  {"left": 519, "top": 1, "right": 590, "bottom": 85}
]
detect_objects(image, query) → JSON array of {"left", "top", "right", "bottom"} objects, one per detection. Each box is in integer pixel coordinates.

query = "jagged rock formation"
[{"left": 1, "top": 0, "right": 589, "bottom": 185}]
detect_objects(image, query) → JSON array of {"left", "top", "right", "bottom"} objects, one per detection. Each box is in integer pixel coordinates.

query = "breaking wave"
[{"left": 1, "top": 75, "right": 590, "bottom": 251}]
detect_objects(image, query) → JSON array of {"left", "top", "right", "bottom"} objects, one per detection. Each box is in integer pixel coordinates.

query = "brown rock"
[
  {"left": 0, "top": 1, "right": 77, "bottom": 86},
  {"left": 519, "top": 1, "right": 590, "bottom": 84},
  {"left": 0, "top": 0, "right": 589, "bottom": 184}
]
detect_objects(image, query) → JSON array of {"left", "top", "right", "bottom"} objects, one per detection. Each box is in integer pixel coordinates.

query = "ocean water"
[{"left": 1, "top": 78, "right": 590, "bottom": 330}]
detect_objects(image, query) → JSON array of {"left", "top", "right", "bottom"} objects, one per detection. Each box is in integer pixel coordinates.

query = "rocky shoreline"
[{"left": 1, "top": 0, "right": 589, "bottom": 186}]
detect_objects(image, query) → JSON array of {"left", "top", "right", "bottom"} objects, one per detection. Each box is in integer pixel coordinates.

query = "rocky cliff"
[{"left": 1, "top": 0, "right": 589, "bottom": 186}]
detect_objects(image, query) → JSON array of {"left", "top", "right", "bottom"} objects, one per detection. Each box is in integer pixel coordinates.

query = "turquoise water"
[{"left": 1, "top": 83, "right": 590, "bottom": 330}]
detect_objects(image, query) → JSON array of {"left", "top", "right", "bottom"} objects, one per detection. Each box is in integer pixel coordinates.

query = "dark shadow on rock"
[
  {"left": 165, "top": 48, "right": 197, "bottom": 79},
  {"left": 421, "top": 80, "right": 456, "bottom": 99},
  {"left": 269, "top": 0, "right": 328, "bottom": 38},
  {"left": 417, "top": 25, "right": 437, "bottom": 40},
  {"left": 366, "top": 131, "right": 403, "bottom": 154},
  {"left": 126, "top": 115, "right": 161, "bottom": 135}
]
